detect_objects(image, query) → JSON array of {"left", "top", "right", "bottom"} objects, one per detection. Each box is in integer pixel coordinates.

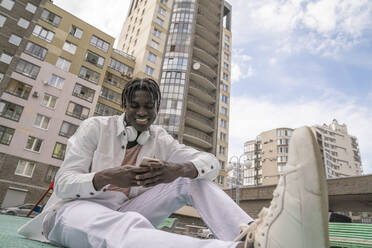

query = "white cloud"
[
  {"left": 231, "top": 63, "right": 254, "bottom": 83},
  {"left": 228, "top": 94, "right": 372, "bottom": 174}
]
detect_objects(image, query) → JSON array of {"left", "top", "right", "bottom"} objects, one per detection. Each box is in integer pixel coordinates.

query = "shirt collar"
[{"left": 116, "top": 113, "right": 126, "bottom": 136}]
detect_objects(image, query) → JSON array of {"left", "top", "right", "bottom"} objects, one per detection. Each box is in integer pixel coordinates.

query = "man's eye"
[
  {"left": 145, "top": 105, "right": 154, "bottom": 109},
  {"left": 130, "top": 104, "right": 139, "bottom": 108}
]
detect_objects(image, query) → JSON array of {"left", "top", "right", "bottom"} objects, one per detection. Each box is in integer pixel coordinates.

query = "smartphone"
[{"left": 140, "top": 157, "right": 160, "bottom": 165}]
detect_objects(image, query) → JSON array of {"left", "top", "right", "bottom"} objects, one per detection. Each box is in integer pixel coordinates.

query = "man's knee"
[{"left": 122, "top": 211, "right": 153, "bottom": 228}]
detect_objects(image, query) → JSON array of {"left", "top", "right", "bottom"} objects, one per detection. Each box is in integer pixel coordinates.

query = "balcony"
[
  {"left": 185, "top": 110, "right": 214, "bottom": 133},
  {"left": 66, "top": 111, "right": 89, "bottom": 120},
  {"left": 198, "top": 1, "right": 221, "bottom": 23},
  {"left": 187, "top": 94, "right": 215, "bottom": 118},
  {"left": 192, "top": 59, "right": 217, "bottom": 79},
  {"left": 189, "top": 81, "right": 215, "bottom": 103},
  {"left": 195, "top": 24, "right": 219, "bottom": 47},
  {"left": 193, "top": 47, "right": 218, "bottom": 68},
  {"left": 183, "top": 126, "right": 212, "bottom": 149},
  {"left": 112, "top": 48, "right": 135, "bottom": 61},
  {"left": 197, "top": 13, "right": 220, "bottom": 34},
  {"left": 194, "top": 35, "right": 218, "bottom": 57},
  {"left": 190, "top": 71, "right": 216, "bottom": 90}
]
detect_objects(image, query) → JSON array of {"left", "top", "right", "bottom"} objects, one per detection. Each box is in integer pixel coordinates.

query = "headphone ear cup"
[
  {"left": 137, "top": 131, "right": 150, "bottom": 145},
  {"left": 126, "top": 126, "right": 138, "bottom": 142}
]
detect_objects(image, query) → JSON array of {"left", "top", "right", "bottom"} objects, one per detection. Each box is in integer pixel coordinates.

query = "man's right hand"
[{"left": 92, "top": 165, "right": 161, "bottom": 190}]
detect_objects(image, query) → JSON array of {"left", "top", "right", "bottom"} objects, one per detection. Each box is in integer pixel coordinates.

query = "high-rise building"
[
  {"left": 0, "top": 1, "right": 135, "bottom": 208},
  {"left": 235, "top": 120, "right": 363, "bottom": 187},
  {"left": 118, "top": 0, "right": 232, "bottom": 188}
]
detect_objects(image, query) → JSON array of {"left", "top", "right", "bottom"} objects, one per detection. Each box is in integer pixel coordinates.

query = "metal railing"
[
  {"left": 112, "top": 49, "right": 136, "bottom": 61},
  {"left": 186, "top": 111, "right": 213, "bottom": 127},
  {"left": 187, "top": 95, "right": 215, "bottom": 113},
  {"left": 184, "top": 127, "right": 212, "bottom": 144},
  {"left": 189, "top": 81, "right": 216, "bottom": 99}
]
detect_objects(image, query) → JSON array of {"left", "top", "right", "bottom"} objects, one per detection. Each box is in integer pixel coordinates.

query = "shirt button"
[
  {"left": 103, "top": 188, "right": 107, "bottom": 192},
  {"left": 121, "top": 145, "right": 125, "bottom": 149},
  {"left": 123, "top": 133, "right": 126, "bottom": 136},
  {"left": 90, "top": 192, "right": 94, "bottom": 195},
  {"left": 211, "top": 165, "right": 214, "bottom": 169},
  {"left": 201, "top": 169, "right": 205, "bottom": 174},
  {"left": 76, "top": 194, "right": 80, "bottom": 197}
]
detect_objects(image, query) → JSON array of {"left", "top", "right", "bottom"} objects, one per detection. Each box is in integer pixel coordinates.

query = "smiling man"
[{"left": 18, "top": 78, "right": 328, "bottom": 248}]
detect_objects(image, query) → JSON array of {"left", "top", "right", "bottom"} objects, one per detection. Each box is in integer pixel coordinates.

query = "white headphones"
[{"left": 125, "top": 126, "right": 150, "bottom": 145}]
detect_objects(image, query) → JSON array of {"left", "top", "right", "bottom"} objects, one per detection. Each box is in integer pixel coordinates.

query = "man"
[{"left": 19, "top": 78, "right": 329, "bottom": 248}]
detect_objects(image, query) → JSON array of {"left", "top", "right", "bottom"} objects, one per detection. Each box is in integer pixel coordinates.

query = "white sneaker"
[{"left": 235, "top": 126, "right": 329, "bottom": 248}]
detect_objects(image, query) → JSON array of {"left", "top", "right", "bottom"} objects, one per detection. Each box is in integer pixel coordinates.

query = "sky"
[{"left": 55, "top": 0, "right": 372, "bottom": 174}]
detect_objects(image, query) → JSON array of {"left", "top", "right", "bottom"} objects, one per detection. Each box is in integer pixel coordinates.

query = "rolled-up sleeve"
[{"left": 54, "top": 119, "right": 106, "bottom": 200}]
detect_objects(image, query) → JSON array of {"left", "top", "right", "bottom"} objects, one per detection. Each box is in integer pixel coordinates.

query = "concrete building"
[
  {"left": 0, "top": 1, "right": 134, "bottom": 208},
  {"left": 234, "top": 120, "right": 362, "bottom": 187},
  {"left": 118, "top": 0, "right": 232, "bottom": 188},
  {"left": 0, "top": 0, "right": 47, "bottom": 95}
]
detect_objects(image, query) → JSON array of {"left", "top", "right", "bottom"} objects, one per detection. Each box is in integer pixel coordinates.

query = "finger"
[
  {"left": 132, "top": 167, "right": 150, "bottom": 173},
  {"left": 139, "top": 161, "right": 164, "bottom": 169},
  {"left": 143, "top": 176, "right": 163, "bottom": 187},
  {"left": 135, "top": 170, "right": 163, "bottom": 180}
]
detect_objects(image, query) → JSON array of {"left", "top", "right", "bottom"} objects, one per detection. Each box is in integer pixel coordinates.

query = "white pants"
[{"left": 46, "top": 177, "right": 253, "bottom": 248}]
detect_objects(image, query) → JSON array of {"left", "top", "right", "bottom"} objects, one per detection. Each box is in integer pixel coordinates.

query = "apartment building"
[
  {"left": 233, "top": 120, "right": 363, "bottom": 187},
  {"left": 0, "top": 1, "right": 134, "bottom": 208},
  {"left": 118, "top": 0, "right": 232, "bottom": 188},
  {"left": 0, "top": 0, "right": 47, "bottom": 95}
]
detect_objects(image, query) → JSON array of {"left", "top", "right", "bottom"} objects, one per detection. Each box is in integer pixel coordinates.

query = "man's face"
[{"left": 125, "top": 90, "right": 157, "bottom": 132}]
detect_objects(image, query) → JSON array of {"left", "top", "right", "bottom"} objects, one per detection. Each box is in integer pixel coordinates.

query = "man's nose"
[{"left": 137, "top": 106, "right": 147, "bottom": 116}]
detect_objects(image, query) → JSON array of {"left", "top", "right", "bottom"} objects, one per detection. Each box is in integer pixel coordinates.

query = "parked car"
[
  {"left": 0, "top": 203, "right": 41, "bottom": 217},
  {"left": 197, "top": 228, "right": 214, "bottom": 239}
]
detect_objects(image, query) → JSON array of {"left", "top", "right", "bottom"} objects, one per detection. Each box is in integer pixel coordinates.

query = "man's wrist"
[
  {"left": 93, "top": 171, "right": 109, "bottom": 190},
  {"left": 180, "top": 162, "right": 198, "bottom": 179}
]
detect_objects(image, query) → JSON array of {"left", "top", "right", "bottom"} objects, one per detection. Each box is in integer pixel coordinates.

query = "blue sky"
[{"left": 55, "top": 0, "right": 372, "bottom": 174}]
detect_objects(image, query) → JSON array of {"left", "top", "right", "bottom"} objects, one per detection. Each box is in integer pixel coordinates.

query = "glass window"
[
  {"left": 15, "top": 59, "right": 40, "bottom": 79},
  {"left": 221, "top": 107, "right": 227, "bottom": 115},
  {"left": 104, "top": 72, "right": 128, "bottom": 89},
  {"left": 48, "top": 74, "right": 64, "bottom": 89},
  {"left": 34, "top": 113, "right": 50, "bottom": 130},
  {"left": 15, "top": 160, "right": 35, "bottom": 177},
  {"left": 100, "top": 86, "right": 121, "bottom": 105},
  {"left": 62, "top": 41, "right": 77, "bottom": 54},
  {"left": 59, "top": 121, "right": 78, "bottom": 138},
  {"left": 56, "top": 57, "right": 71, "bottom": 72},
  {"left": 25, "top": 136, "right": 43, "bottom": 152},
  {"left": 224, "top": 52, "right": 229, "bottom": 60},
  {"left": 224, "top": 62, "right": 229, "bottom": 70},
  {"left": 66, "top": 101, "right": 90, "bottom": 120},
  {"left": 32, "top": 24, "right": 55, "bottom": 42},
  {"left": 158, "top": 6, "right": 166, "bottom": 15},
  {"left": 95, "top": 102, "right": 122, "bottom": 116},
  {"left": 153, "top": 27, "right": 161, "bottom": 37},
  {"left": 40, "top": 9, "right": 61, "bottom": 27},
  {"left": 160, "top": 0, "right": 167, "bottom": 5},
  {"left": 44, "top": 166, "right": 58, "bottom": 183},
  {"left": 147, "top": 52, "right": 156, "bottom": 63},
  {"left": 155, "top": 17, "right": 164, "bottom": 26},
  {"left": 220, "top": 119, "right": 227, "bottom": 128},
  {"left": 25, "top": 2, "right": 37, "bottom": 13},
  {"left": 69, "top": 25, "right": 83, "bottom": 39},
  {"left": 79, "top": 66, "right": 100, "bottom": 84},
  {"left": 224, "top": 34, "right": 230, "bottom": 41},
  {"left": 0, "top": 15, "right": 6, "bottom": 27},
  {"left": 108, "top": 58, "right": 133, "bottom": 76},
  {"left": 90, "top": 35, "right": 110, "bottom": 52},
  {"left": 85, "top": 50, "right": 105, "bottom": 68},
  {"left": 1, "top": 0, "right": 14, "bottom": 10},
  {"left": 24, "top": 41, "right": 47, "bottom": 60},
  {"left": 73, "top": 83, "right": 95, "bottom": 102},
  {"left": 222, "top": 95, "right": 228, "bottom": 103},
  {"left": 0, "top": 52, "right": 12, "bottom": 64},
  {"left": 145, "top": 65, "right": 154, "bottom": 76},
  {"left": 41, "top": 93, "right": 57, "bottom": 109},
  {"left": 52, "top": 142, "right": 66, "bottom": 160},
  {"left": 17, "top": 17, "right": 30, "bottom": 29},
  {"left": 5, "top": 79, "right": 32, "bottom": 99},
  {"left": 224, "top": 42, "right": 229, "bottom": 50},
  {"left": 0, "top": 125, "right": 15, "bottom": 145},
  {"left": 151, "top": 40, "right": 159, "bottom": 49},
  {"left": 0, "top": 100, "right": 23, "bottom": 121},
  {"left": 223, "top": 72, "right": 229, "bottom": 81}
]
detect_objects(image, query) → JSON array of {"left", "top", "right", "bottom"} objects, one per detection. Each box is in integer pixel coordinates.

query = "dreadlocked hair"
[{"left": 122, "top": 77, "right": 161, "bottom": 111}]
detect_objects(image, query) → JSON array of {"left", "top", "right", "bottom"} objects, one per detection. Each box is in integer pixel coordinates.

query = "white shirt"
[{"left": 18, "top": 113, "right": 220, "bottom": 242}]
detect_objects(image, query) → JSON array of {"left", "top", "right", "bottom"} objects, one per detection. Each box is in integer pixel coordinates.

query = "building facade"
[
  {"left": 118, "top": 0, "right": 232, "bottom": 188},
  {"left": 0, "top": 1, "right": 134, "bottom": 208}
]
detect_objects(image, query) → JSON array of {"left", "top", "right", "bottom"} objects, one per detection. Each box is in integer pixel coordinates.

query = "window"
[
  {"left": 5, "top": 79, "right": 32, "bottom": 99},
  {"left": 62, "top": 41, "right": 77, "bottom": 54},
  {"left": 25, "top": 136, "right": 43, "bottom": 152},
  {"left": 224, "top": 62, "right": 229, "bottom": 70},
  {"left": 155, "top": 17, "right": 164, "bottom": 26},
  {"left": 40, "top": 9, "right": 61, "bottom": 27},
  {"left": 25, "top": 2, "right": 37, "bottom": 13},
  {"left": 15, "top": 59, "right": 40, "bottom": 79},
  {"left": 220, "top": 119, "right": 227, "bottom": 128},
  {"left": 217, "top": 175, "right": 224, "bottom": 185},
  {"left": 41, "top": 93, "right": 57, "bottom": 109},
  {"left": 160, "top": 0, "right": 167, "bottom": 5},
  {"left": 85, "top": 50, "right": 105, "bottom": 68},
  {"left": 48, "top": 74, "right": 64, "bottom": 89},
  {"left": 0, "top": 73, "right": 3, "bottom": 82},
  {"left": 145, "top": 65, "right": 154, "bottom": 76},
  {"left": 277, "top": 146, "right": 288, "bottom": 153},
  {"left": 56, "top": 57, "right": 71, "bottom": 71},
  {"left": 17, "top": 17, "right": 30, "bottom": 29},
  {"left": 104, "top": 72, "right": 127, "bottom": 89},
  {"left": 221, "top": 83, "right": 229, "bottom": 92},
  {"left": 24, "top": 41, "right": 47, "bottom": 60},
  {"left": 73, "top": 83, "right": 95, "bottom": 102},
  {"left": 221, "top": 107, "right": 227, "bottom": 115},
  {"left": 223, "top": 72, "right": 229, "bottom": 81},
  {"left": 0, "top": 100, "right": 23, "bottom": 121},
  {"left": 69, "top": 25, "right": 83, "bottom": 39},
  {"left": 153, "top": 27, "right": 161, "bottom": 37},
  {"left": 222, "top": 95, "right": 228, "bottom": 103},
  {"left": 59, "top": 121, "right": 78, "bottom": 138},
  {"left": 45, "top": 166, "right": 58, "bottom": 183},
  {"left": 224, "top": 42, "right": 229, "bottom": 50},
  {"left": 147, "top": 52, "right": 157, "bottom": 63},
  {"left": 277, "top": 156, "right": 288, "bottom": 163},
  {"left": 1, "top": 0, "right": 14, "bottom": 10},
  {"left": 224, "top": 52, "right": 229, "bottom": 60},
  {"left": 0, "top": 125, "right": 15, "bottom": 145},
  {"left": 90, "top": 35, "right": 110, "bottom": 52},
  {"left": 276, "top": 129, "right": 293, "bottom": 137},
  {"left": 219, "top": 146, "right": 225, "bottom": 155},
  {"left": 52, "top": 142, "right": 66, "bottom": 160},
  {"left": 95, "top": 102, "right": 122, "bottom": 116},
  {"left": 224, "top": 34, "right": 230, "bottom": 41},
  {"left": 33, "top": 113, "right": 50, "bottom": 130},
  {"left": 79, "top": 66, "right": 100, "bottom": 84},
  {"left": 277, "top": 138, "right": 289, "bottom": 145},
  {"left": 0, "top": 15, "right": 6, "bottom": 27},
  {"left": 66, "top": 101, "right": 90, "bottom": 120},
  {"left": 32, "top": 24, "right": 55, "bottom": 42},
  {"left": 100, "top": 86, "right": 121, "bottom": 105},
  {"left": 151, "top": 40, "right": 159, "bottom": 49},
  {"left": 158, "top": 6, "right": 166, "bottom": 15},
  {"left": 0, "top": 52, "right": 12, "bottom": 64},
  {"left": 219, "top": 160, "right": 225, "bottom": 170},
  {"left": 108, "top": 58, "right": 133, "bottom": 76},
  {"left": 220, "top": 132, "right": 226, "bottom": 141},
  {"left": 15, "top": 160, "right": 35, "bottom": 177}
]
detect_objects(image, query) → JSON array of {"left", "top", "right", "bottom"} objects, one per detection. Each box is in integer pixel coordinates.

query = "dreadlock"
[{"left": 122, "top": 77, "right": 161, "bottom": 111}]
